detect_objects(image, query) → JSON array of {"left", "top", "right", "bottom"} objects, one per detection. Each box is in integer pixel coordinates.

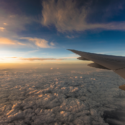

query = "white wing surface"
[{"left": 68, "top": 49, "right": 125, "bottom": 90}]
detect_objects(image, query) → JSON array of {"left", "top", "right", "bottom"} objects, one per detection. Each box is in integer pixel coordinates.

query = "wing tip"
[
  {"left": 67, "top": 49, "right": 79, "bottom": 53},
  {"left": 67, "top": 49, "right": 75, "bottom": 51}
]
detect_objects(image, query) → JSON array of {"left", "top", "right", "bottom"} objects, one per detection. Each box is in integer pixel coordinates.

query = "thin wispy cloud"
[
  {"left": 20, "top": 57, "right": 63, "bottom": 61},
  {"left": 41, "top": 0, "right": 125, "bottom": 32},
  {"left": 0, "top": 15, "right": 31, "bottom": 31},
  {"left": 8, "top": 57, "right": 17, "bottom": 58},
  {"left": 21, "top": 37, "right": 55, "bottom": 48},
  {"left": 6, "top": 56, "right": 78, "bottom": 61},
  {"left": 0, "top": 27, "right": 5, "bottom": 32},
  {"left": 0, "top": 37, "right": 25, "bottom": 45},
  {"left": 0, "top": 13, "right": 38, "bottom": 38},
  {"left": 3, "top": 23, "right": 7, "bottom": 26},
  {"left": 66, "top": 35, "right": 78, "bottom": 39}
]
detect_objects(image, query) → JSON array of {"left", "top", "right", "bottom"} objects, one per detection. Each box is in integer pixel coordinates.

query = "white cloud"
[
  {"left": 21, "top": 37, "right": 54, "bottom": 48},
  {"left": 41, "top": 0, "right": 125, "bottom": 32}
]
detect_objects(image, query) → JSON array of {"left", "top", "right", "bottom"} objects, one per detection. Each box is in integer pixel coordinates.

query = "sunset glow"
[
  {"left": 0, "top": 0, "right": 125, "bottom": 65},
  {"left": 1, "top": 1, "right": 125, "bottom": 124}
]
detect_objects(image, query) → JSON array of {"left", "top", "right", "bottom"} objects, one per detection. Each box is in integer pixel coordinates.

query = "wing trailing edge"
[
  {"left": 68, "top": 49, "right": 125, "bottom": 91},
  {"left": 88, "top": 63, "right": 110, "bottom": 70}
]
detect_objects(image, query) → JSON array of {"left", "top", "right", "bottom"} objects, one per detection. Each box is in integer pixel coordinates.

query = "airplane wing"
[{"left": 68, "top": 49, "right": 125, "bottom": 90}]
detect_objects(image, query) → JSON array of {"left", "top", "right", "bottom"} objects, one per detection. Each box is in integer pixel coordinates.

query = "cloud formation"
[
  {"left": 0, "top": 68, "right": 125, "bottom": 125},
  {"left": 21, "top": 37, "right": 54, "bottom": 48},
  {"left": 20, "top": 57, "right": 63, "bottom": 61},
  {"left": 0, "top": 12, "right": 38, "bottom": 39},
  {"left": 0, "top": 15, "right": 33, "bottom": 33},
  {"left": 0, "top": 27, "right": 5, "bottom": 32},
  {"left": 5, "top": 56, "right": 78, "bottom": 62},
  {"left": 42, "top": 0, "right": 125, "bottom": 32},
  {"left": 0, "top": 37, "right": 25, "bottom": 45}
]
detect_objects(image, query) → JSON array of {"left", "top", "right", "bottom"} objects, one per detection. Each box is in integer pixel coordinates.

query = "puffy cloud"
[
  {"left": 0, "top": 37, "right": 25, "bottom": 45},
  {"left": 21, "top": 37, "right": 54, "bottom": 48},
  {"left": 0, "top": 68, "right": 125, "bottom": 124},
  {"left": 41, "top": 0, "right": 125, "bottom": 32}
]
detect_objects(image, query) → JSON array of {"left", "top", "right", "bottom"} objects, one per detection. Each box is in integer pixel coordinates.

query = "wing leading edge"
[{"left": 68, "top": 49, "right": 125, "bottom": 91}]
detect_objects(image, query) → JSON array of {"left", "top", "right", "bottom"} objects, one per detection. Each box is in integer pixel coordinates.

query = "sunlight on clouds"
[
  {"left": 0, "top": 55, "right": 81, "bottom": 63},
  {"left": 9, "top": 15, "right": 16, "bottom": 18},
  {"left": 0, "top": 37, "right": 16, "bottom": 45},
  {"left": 20, "top": 57, "right": 63, "bottom": 61},
  {"left": 3, "top": 23, "right": 7, "bottom": 25},
  {"left": 0, "top": 50, "right": 19, "bottom": 63},
  {"left": 35, "top": 39, "right": 51, "bottom": 48},
  {"left": 0, "top": 53, "right": 19, "bottom": 63},
  {"left": 0, "top": 14, "right": 35, "bottom": 37},
  {"left": 21, "top": 37, "right": 54, "bottom": 48},
  {"left": 0, "top": 57, "right": 18, "bottom": 63},
  {"left": 42, "top": 0, "right": 125, "bottom": 32},
  {"left": 50, "top": 42, "right": 54, "bottom": 46},
  {"left": 0, "top": 67, "right": 124, "bottom": 124},
  {"left": 0, "top": 27, "right": 5, "bottom": 32},
  {"left": 0, "top": 37, "right": 25, "bottom": 45}
]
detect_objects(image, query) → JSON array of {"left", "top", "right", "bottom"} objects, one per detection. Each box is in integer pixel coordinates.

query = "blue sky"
[{"left": 0, "top": 0, "right": 125, "bottom": 63}]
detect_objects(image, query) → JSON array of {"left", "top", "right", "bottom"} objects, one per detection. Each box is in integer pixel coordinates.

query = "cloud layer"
[
  {"left": 4, "top": 56, "right": 78, "bottom": 62},
  {"left": 0, "top": 68, "right": 125, "bottom": 124},
  {"left": 41, "top": 0, "right": 125, "bottom": 32},
  {"left": 20, "top": 57, "right": 63, "bottom": 61}
]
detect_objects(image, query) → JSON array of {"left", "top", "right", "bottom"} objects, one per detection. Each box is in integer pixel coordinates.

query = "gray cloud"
[
  {"left": 0, "top": 14, "right": 34, "bottom": 35},
  {"left": 41, "top": 0, "right": 125, "bottom": 32},
  {"left": 0, "top": 68, "right": 125, "bottom": 124},
  {"left": 0, "top": 9, "right": 38, "bottom": 39}
]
